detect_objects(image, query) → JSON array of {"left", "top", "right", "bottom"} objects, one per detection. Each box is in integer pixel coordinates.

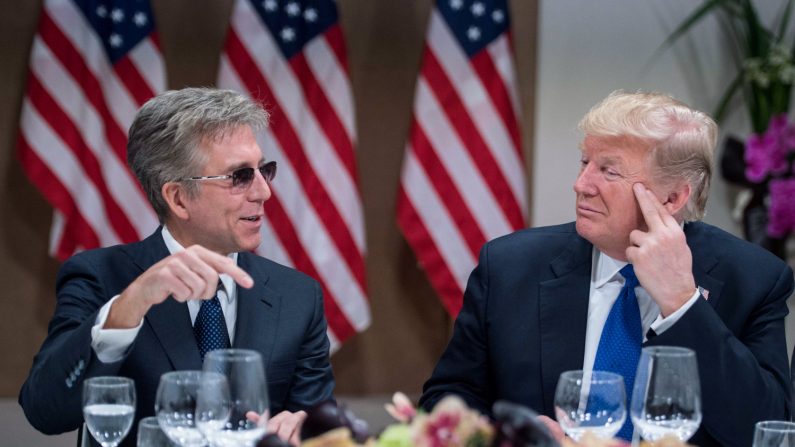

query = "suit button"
[
  {"left": 77, "top": 359, "right": 85, "bottom": 370},
  {"left": 65, "top": 378, "right": 73, "bottom": 388}
]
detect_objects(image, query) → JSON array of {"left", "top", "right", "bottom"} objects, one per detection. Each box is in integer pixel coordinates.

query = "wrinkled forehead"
[{"left": 581, "top": 134, "right": 654, "bottom": 164}]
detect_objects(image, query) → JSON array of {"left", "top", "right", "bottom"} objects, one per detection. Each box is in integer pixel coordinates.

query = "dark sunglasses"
[{"left": 182, "top": 161, "right": 277, "bottom": 191}]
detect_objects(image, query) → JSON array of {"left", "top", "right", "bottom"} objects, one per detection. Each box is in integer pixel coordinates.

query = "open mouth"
[{"left": 241, "top": 215, "right": 261, "bottom": 222}]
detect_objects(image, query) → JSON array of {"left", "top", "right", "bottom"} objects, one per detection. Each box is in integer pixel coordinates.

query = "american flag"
[
  {"left": 217, "top": 0, "right": 370, "bottom": 350},
  {"left": 18, "top": 0, "right": 164, "bottom": 260},
  {"left": 397, "top": 0, "right": 527, "bottom": 316}
]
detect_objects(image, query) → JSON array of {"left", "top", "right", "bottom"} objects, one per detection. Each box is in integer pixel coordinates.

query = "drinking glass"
[
  {"left": 200, "top": 349, "right": 269, "bottom": 446},
  {"left": 137, "top": 416, "right": 177, "bottom": 447},
  {"left": 753, "top": 421, "right": 795, "bottom": 447},
  {"left": 554, "top": 370, "right": 626, "bottom": 441},
  {"left": 155, "top": 371, "right": 207, "bottom": 447},
  {"left": 630, "top": 346, "right": 702, "bottom": 441},
  {"left": 83, "top": 376, "right": 136, "bottom": 447},
  {"left": 195, "top": 371, "right": 232, "bottom": 442}
]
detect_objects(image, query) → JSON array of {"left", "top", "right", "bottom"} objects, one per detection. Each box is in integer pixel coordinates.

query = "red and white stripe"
[
  {"left": 18, "top": 0, "right": 163, "bottom": 260},
  {"left": 218, "top": 0, "right": 370, "bottom": 350},
  {"left": 397, "top": 7, "right": 527, "bottom": 316}
]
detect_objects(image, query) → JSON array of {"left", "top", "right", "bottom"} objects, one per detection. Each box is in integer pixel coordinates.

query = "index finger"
[
  {"left": 195, "top": 247, "right": 254, "bottom": 288},
  {"left": 632, "top": 183, "right": 669, "bottom": 230}
]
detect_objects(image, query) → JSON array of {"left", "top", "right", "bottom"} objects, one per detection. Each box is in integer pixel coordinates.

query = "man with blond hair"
[{"left": 421, "top": 91, "right": 793, "bottom": 446}]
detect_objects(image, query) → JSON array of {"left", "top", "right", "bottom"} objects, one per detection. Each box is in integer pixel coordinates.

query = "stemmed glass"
[
  {"left": 195, "top": 370, "right": 233, "bottom": 443},
  {"left": 199, "top": 349, "right": 269, "bottom": 446},
  {"left": 83, "top": 376, "right": 137, "bottom": 447},
  {"left": 137, "top": 416, "right": 177, "bottom": 447},
  {"left": 753, "top": 421, "right": 795, "bottom": 447},
  {"left": 630, "top": 346, "right": 702, "bottom": 442},
  {"left": 554, "top": 370, "right": 627, "bottom": 441},
  {"left": 156, "top": 371, "right": 222, "bottom": 447}
]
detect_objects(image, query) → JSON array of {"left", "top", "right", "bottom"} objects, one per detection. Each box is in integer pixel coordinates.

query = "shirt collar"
[
  {"left": 591, "top": 247, "right": 628, "bottom": 289},
  {"left": 161, "top": 226, "right": 238, "bottom": 304}
]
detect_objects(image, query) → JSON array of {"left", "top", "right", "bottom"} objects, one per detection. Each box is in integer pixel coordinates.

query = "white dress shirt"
[
  {"left": 580, "top": 248, "right": 700, "bottom": 374},
  {"left": 90, "top": 226, "right": 238, "bottom": 363}
]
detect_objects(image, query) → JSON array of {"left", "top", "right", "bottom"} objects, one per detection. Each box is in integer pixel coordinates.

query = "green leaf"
[
  {"left": 771, "top": 81, "right": 792, "bottom": 113},
  {"left": 739, "top": 0, "right": 772, "bottom": 57},
  {"left": 776, "top": 0, "right": 794, "bottom": 40},
  {"left": 650, "top": 0, "right": 727, "bottom": 62},
  {"left": 714, "top": 71, "right": 745, "bottom": 122},
  {"left": 655, "top": 0, "right": 794, "bottom": 131}
]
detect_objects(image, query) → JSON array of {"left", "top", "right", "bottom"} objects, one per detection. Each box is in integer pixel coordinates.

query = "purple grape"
[
  {"left": 491, "top": 401, "right": 559, "bottom": 447},
  {"left": 300, "top": 400, "right": 371, "bottom": 443}
]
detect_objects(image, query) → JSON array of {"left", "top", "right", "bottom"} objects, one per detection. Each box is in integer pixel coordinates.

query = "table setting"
[{"left": 79, "top": 346, "right": 793, "bottom": 447}]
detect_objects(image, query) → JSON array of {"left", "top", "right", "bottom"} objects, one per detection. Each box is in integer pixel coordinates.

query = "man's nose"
[
  {"left": 573, "top": 165, "right": 596, "bottom": 195},
  {"left": 249, "top": 168, "right": 272, "bottom": 201}
]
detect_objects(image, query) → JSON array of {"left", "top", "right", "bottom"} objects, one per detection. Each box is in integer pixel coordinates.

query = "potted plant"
[{"left": 661, "top": 0, "right": 795, "bottom": 259}]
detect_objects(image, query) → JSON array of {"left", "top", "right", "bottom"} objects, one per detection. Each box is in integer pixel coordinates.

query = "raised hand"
[
  {"left": 106, "top": 245, "right": 254, "bottom": 328},
  {"left": 625, "top": 183, "right": 696, "bottom": 317}
]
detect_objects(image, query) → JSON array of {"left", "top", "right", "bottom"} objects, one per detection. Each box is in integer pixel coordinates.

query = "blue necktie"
[
  {"left": 593, "top": 264, "right": 642, "bottom": 441},
  {"left": 193, "top": 283, "right": 230, "bottom": 360}
]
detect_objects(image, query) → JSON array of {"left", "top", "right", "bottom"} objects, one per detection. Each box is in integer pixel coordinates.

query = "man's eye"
[{"left": 602, "top": 167, "right": 620, "bottom": 178}]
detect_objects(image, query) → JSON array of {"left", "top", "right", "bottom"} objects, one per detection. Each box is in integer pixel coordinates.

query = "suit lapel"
[
  {"left": 146, "top": 298, "right": 202, "bottom": 370},
  {"left": 127, "top": 228, "right": 202, "bottom": 370},
  {"left": 538, "top": 234, "right": 593, "bottom": 414},
  {"left": 233, "top": 253, "right": 280, "bottom": 366},
  {"left": 685, "top": 223, "right": 724, "bottom": 309}
]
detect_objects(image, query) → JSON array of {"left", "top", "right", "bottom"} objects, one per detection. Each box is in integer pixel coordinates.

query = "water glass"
[
  {"left": 195, "top": 371, "right": 232, "bottom": 440},
  {"left": 753, "top": 421, "right": 795, "bottom": 447},
  {"left": 155, "top": 371, "right": 207, "bottom": 447},
  {"left": 137, "top": 416, "right": 177, "bottom": 447},
  {"left": 554, "top": 370, "right": 626, "bottom": 441},
  {"left": 200, "top": 349, "right": 269, "bottom": 446},
  {"left": 630, "top": 346, "right": 702, "bottom": 441},
  {"left": 83, "top": 376, "right": 136, "bottom": 447}
]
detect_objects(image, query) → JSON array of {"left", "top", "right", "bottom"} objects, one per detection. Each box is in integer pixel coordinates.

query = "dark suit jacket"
[
  {"left": 19, "top": 228, "right": 334, "bottom": 446},
  {"left": 420, "top": 222, "right": 793, "bottom": 447}
]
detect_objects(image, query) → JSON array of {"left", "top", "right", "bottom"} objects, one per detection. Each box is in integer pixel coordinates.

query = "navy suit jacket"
[
  {"left": 19, "top": 228, "right": 334, "bottom": 446},
  {"left": 420, "top": 222, "right": 793, "bottom": 447}
]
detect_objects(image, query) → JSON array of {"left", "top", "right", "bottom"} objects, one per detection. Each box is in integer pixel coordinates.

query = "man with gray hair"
[
  {"left": 20, "top": 87, "right": 334, "bottom": 446},
  {"left": 420, "top": 90, "right": 793, "bottom": 446}
]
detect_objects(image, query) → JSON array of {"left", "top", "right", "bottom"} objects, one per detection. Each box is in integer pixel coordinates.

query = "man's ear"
[
  {"left": 663, "top": 182, "right": 691, "bottom": 217},
  {"left": 161, "top": 182, "right": 190, "bottom": 220}
]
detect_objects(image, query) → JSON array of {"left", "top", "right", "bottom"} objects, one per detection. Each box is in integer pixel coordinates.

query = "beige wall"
[{"left": 0, "top": 1, "right": 537, "bottom": 397}]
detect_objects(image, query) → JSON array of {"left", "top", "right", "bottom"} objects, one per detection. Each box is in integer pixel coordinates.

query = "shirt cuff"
[
  {"left": 649, "top": 289, "right": 702, "bottom": 335},
  {"left": 91, "top": 295, "right": 143, "bottom": 363}
]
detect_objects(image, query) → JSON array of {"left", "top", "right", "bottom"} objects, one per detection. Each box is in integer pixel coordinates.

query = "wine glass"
[
  {"left": 195, "top": 371, "right": 232, "bottom": 442},
  {"left": 155, "top": 371, "right": 208, "bottom": 447},
  {"left": 137, "top": 416, "right": 177, "bottom": 447},
  {"left": 753, "top": 421, "right": 795, "bottom": 447},
  {"left": 630, "top": 346, "right": 702, "bottom": 441},
  {"left": 554, "top": 370, "right": 626, "bottom": 441},
  {"left": 83, "top": 376, "right": 136, "bottom": 447},
  {"left": 200, "top": 349, "right": 269, "bottom": 446}
]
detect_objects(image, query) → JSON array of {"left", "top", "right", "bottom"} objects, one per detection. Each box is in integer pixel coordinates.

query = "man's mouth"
[
  {"left": 241, "top": 215, "right": 261, "bottom": 222},
  {"left": 577, "top": 204, "right": 602, "bottom": 214}
]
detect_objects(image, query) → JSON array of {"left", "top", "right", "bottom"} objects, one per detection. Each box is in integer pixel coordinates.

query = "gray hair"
[
  {"left": 578, "top": 90, "right": 718, "bottom": 221},
  {"left": 127, "top": 87, "right": 269, "bottom": 222}
]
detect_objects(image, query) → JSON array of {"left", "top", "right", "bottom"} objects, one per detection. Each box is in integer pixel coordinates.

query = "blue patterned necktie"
[
  {"left": 593, "top": 264, "right": 642, "bottom": 441},
  {"left": 193, "top": 282, "right": 230, "bottom": 360}
]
